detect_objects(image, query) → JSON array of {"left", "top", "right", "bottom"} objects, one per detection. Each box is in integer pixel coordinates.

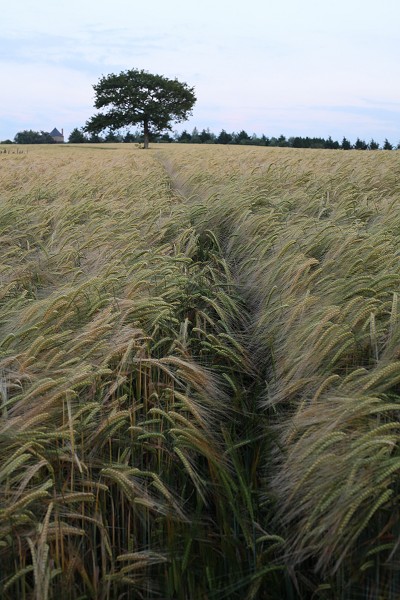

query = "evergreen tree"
[
  {"left": 277, "top": 134, "right": 289, "bottom": 147},
  {"left": 341, "top": 137, "right": 352, "bottom": 150},
  {"left": 68, "top": 128, "right": 87, "bottom": 143},
  {"left": 383, "top": 138, "right": 393, "bottom": 150},
  {"left": 292, "top": 137, "right": 305, "bottom": 148},
  {"left": 250, "top": 134, "right": 261, "bottom": 145},
  {"left": 354, "top": 138, "right": 368, "bottom": 150},
  {"left": 104, "top": 129, "right": 121, "bottom": 142},
  {"left": 236, "top": 130, "right": 251, "bottom": 144},
  {"left": 325, "top": 136, "right": 339, "bottom": 149},
  {"left": 159, "top": 132, "right": 174, "bottom": 142},
  {"left": 216, "top": 129, "right": 233, "bottom": 144},
  {"left": 88, "top": 132, "right": 104, "bottom": 143},
  {"left": 191, "top": 127, "right": 200, "bottom": 143},
  {"left": 178, "top": 130, "right": 192, "bottom": 143},
  {"left": 310, "top": 138, "right": 325, "bottom": 149},
  {"left": 123, "top": 131, "right": 137, "bottom": 143},
  {"left": 368, "top": 139, "right": 380, "bottom": 150},
  {"left": 199, "top": 128, "right": 214, "bottom": 143}
]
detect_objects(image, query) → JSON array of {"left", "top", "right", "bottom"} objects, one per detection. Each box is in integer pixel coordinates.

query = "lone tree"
[{"left": 84, "top": 69, "right": 196, "bottom": 149}]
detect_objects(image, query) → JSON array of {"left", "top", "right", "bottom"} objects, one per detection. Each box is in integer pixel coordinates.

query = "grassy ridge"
[{"left": 1, "top": 144, "right": 400, "bottom": 598}]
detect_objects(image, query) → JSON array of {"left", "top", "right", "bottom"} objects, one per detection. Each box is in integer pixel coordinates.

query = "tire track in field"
[{"left": 155, "top": 149, "right": 268, "bottom": 418}]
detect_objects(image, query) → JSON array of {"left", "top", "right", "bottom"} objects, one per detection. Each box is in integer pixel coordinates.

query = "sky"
[{"left": 1, "top": 0, "right": 399, "bottom": 144}]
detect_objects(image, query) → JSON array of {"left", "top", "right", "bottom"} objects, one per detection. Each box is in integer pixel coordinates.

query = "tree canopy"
[
  {"left": 84, "top": 68, "right": 196, "bottom": 148},
  {"left": 14, "top": 130, "right": 55, "bottom": 144}
]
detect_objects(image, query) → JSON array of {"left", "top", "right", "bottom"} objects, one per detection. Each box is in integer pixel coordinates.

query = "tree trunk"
[{"left": 143, "top": 118, "right": 149, "bottom": 149}]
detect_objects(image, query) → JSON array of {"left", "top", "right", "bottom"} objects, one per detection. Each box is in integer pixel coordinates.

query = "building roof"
[{"left": 50, "top": 128, "right": 63, "bottom": 137}]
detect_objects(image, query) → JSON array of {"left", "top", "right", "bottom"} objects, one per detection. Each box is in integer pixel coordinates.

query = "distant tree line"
[
  {"left": 5, "top": 127, "right": 400, "bottom": 150},
  {"left": 67, "top": 127, "right": 175, "bottom": 144},
  {"left": 67, "top": 127, "right": 400, "bottom": 150},
  {"left": 173, "top": 129, "right": 399, "bottom": 150}
]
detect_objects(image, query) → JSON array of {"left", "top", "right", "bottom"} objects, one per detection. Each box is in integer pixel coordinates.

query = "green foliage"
[
  {"left": 177, "top": 129, "right": 192, "bottom": 143},
  {"left": 236, "top": 129, "right": 252, "bottom": 144},
  {"left": 216, "top": 129, "right": 233, "bottom": 144},
  {"left": 67, "top": 127, "right": 87, "bottom": 143},
  {"left": 384, "top": 138, "right": 394, "bottom": 150},
  {"left": 171, "top": 130, "right": 397, "bottom": 150},
  {"left": 14, "top": 130, "right": 55, "bottom": 144},
  {"left": 354, "top": 137, "right": 368, "bottom": 150},
  {"left": 88, "top": 132, "right": 105, "bottom": 143},
  {"left": 123, "top": 131, "right": 138, "bottom": 143},
  {"left": 198, "top": 128, "right": 215, "bottom": 143},
  {"left": 104, "top": 129, "right": 123, "bottom": 142},
  {"left": 341, "top": 136, "right": 352, "bottom": 149},
  {"left": 85, "top": 68, "right": 196, "bottom": 148}
]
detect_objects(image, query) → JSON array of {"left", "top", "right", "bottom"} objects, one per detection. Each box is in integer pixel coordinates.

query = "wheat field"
[{"left": 1, "top": 143, "right": 400, "bottom": 599}]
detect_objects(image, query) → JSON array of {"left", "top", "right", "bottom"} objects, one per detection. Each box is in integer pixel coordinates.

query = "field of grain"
[{"left": 1, "top": 143, "right": 400, "bottom": 599}]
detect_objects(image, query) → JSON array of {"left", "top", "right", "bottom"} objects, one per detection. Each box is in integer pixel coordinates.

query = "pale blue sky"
[{"left": 1, "top": 0, "right": 399, "bottom": 143}]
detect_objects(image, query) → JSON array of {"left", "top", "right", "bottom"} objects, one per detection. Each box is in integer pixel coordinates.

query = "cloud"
[
  {"left": 0, "top": 62, "right": 95, "bottom": 137},
  {"left": 0, "top": 30, "right": 174, "bottom": 71},
  {"left": 1, "top": 0, "right": 399, "bottom": 142}
]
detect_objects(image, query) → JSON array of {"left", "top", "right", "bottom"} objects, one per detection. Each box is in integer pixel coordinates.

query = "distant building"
[{"left": 49, "top": 128, "right": 64, "bottom": 143}]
